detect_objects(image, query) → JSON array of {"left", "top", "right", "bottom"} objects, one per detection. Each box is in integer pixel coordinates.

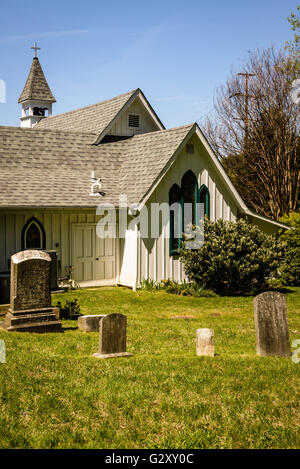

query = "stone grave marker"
[
  {"left": 93, "top": 313, "right": 132, "bottom": 358},
  {"left": 254, "top": 291, "right": 290, "bottom": 357},
  {"left": 0, "top": 250, "right": 62, "bottom": 333},
  {"left": 78, "top": 314, "right": 104, "bottom": 332},
  {"left": 196, "top": 328, "right": 214, "bottom": 357},
  {"left": 0, "top": 340, "right": 5, "bottom": 363}
]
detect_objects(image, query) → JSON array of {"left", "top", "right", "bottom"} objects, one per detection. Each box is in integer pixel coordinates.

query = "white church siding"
[
  {"left": 136, "top": 133, "right": 240, "bottom": 285},
  {"left": 108, "top": 97, "right": 159, "bottom": 137},
  {"left": 0, "top": 209, "right": 98, "bottom": 278}
]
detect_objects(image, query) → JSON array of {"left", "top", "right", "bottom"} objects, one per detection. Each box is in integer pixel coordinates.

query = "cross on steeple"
[{"left": 31, "top": 42, "right": 41, "bottom": 58}]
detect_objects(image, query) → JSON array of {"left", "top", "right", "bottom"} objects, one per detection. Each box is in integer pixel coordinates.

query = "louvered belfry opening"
[{"left": 128, "top": 114, "right": 140, "bottom": 128}]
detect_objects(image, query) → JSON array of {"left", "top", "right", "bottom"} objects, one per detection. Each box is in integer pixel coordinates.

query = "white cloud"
[{"left": 0, "top": 28, "right": 132, "bottom": 42}]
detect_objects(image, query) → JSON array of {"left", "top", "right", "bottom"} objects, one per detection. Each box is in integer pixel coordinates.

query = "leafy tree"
[
  {"left": 204, "top": 48, "right": 299, "bottom": 220},
  {"left": 221, "top": 153, "right": 267, "bottom": 213},
  {"left": 179, "top": 219, "right": 285, "bottom": 295},
  {"left": 279, "top": 212, "right": 300, "bottom": 286},
  {"left": 286, "top": 6, "right": 300, "bottom": 70}
]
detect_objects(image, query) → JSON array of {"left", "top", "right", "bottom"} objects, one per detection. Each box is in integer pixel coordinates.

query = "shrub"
[
  {"left": 139, "top": 278, "right": 216, "bottom": 297},
  {"left": 55, "top": 299, "right": 81, "bottom": 319},
  {"left": 179, "top": 218, "right": 285, "bottom": 295},
  {"left": 139, "top": 278, "right": 161, "bottom": 291},
  {"left": 279, "top": 212, "right": 300, "bottom": 286},
  {"left": 164, "top": 279, "right": 216, "bottom": 297}
]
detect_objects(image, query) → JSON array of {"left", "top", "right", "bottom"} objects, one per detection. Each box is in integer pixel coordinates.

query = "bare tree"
[{"left": 204, "top": 48, "right": 299, "bottom": 220}]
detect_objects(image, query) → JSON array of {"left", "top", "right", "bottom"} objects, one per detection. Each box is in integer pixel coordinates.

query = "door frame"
[{"left": 71, "top": 223, "right": 118, "bottom": 287}]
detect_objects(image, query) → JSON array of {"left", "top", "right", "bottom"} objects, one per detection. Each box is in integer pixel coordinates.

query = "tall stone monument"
[
  {"left": 254, "top": 291, "right": 290, "bottom": 357},
  {"left": 93, "top": 313, "right": 132, "bottom": 358},
  {"left": 1, "top": 250, "right": 62, "bottom": 333}
]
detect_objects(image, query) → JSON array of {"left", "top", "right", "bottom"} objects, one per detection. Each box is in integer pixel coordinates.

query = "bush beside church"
[{"left": 179, "top": 219, "right": 286, "bottom": 295}]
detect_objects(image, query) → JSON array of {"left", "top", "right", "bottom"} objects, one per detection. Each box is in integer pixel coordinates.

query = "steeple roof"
[{"left": 18, "top": 57, "right": 56, "bottom": 104}]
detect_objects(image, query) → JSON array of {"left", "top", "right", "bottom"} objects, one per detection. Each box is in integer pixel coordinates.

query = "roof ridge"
[
  {"left": 38, "top": 89, "right": 138, "bottom": 122},
  {"left": 0, "top": 125, "right": 98, "bottom": 137},
  {"left": 96, "top": 123, "right": 195, "bottom": 149},
  {"left": 129, "top": 122, "right": 195, "bottom": 139}
]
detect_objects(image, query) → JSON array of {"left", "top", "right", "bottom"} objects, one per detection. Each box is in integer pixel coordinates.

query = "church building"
[{"left": 0, "top": 46, "right": 287, "bottom": 290}]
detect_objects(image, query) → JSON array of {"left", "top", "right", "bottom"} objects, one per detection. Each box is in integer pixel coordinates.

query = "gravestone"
[
  {"left": 46, "top": 250, "right": 59, "bottom": 291},
  {"left": 254, "top": 291, "right": 290, "bottom": 357},
  {"left": 196, "top": 328, "right": 214, "bottom": 357},
  {"left": 1, "top": 250, "right": 62, "bottom": 333},
  {"left": 78, "top": 314, "right": 104, "bottom": 332},
  {"left": 93, "top": 313, "right": 132, "bottom": 358},
  {"left": 0, "top": 340, "right": 5, "bottom": 363},
  {"left": 0, "top": 273, "right": 10, "bottom": 304}
]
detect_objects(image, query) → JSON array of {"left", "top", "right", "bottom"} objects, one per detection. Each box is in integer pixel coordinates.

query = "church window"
[
  {"left": 22, "top": 218, "right": 46, "bottom": 250},
  {"left": 186, "top": 143, "right": 194, "bottom": 154},
  {"left": 169, "top": 184, "right": 182, "bottom": 255},
  {"left": 181, "top": 170, "right": 197, "bottom": 232},
  {"left": 169, "top": 172, "right": 210, "bottom": 255},
  {"left": 199, "top": 185, "right": 210, "bottom": 219}
]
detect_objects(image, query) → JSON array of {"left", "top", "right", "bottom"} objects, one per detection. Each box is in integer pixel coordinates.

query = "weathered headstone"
[
  {"left": 196, "top": 328, "right": 214, "bottom": 357},
  {"left": 254, "top": 291, "right": 290, "bottom": 357},
  {"left": 78, "top": 314, "right": 104, "bottom": 332},
  {"left": 0, "top": 250, "right": 62, "bottom": 333},
  {"left": 93, "top": 313, "right": 132, "bottom": 358}
]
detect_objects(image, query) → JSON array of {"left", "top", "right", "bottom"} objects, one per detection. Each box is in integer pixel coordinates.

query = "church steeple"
[{"left": 19, "top": 43, "right": 56, "bottom": 128}]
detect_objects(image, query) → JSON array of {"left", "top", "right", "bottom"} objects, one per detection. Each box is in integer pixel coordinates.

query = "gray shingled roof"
[
  {"left": 18, "top": 58, "right": 56, "bottom": 104},
  {"left": 0, "top": 124, "right": 193, "bottom": 208},
  {"left": 35, "top": 89, "right": 137, "bottom": 134},
  {"left": 119, "top": 124, "right": 194, "bottom": 202}
]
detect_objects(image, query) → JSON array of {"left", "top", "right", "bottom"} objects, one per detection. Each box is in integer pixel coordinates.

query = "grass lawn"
[{"left": 0, "top": 286, "right": 299, "bottom": 449}]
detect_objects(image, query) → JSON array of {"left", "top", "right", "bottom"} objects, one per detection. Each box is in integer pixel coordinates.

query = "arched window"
[
  {"left": 169, "top": 184, "right": 182, "bottom": 255},
  {"left": 181, "top": 170, "right": 198, "bottom": 233},
  {"left": 199, "top": 185, "right": 210, "bottom": 219},
  {"left": 169, "top": 173, "right": 210, "bottom": 256},
  {"left": 21, "top": 218, "right": 46, "bottom": 250}
]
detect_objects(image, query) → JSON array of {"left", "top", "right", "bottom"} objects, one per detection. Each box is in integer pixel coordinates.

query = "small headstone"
[
  {"left": 78, "top": 314, "right": 104, "bottom": 332},
  {"left": 196, "top": 328, "right": 214, "bottom": 357},
  {"left": 0, "top": 250, "right": 62, "bottom": 333},
  {"left": 254, "top": 291, "right": 290, "bottom": 357},
  {"left": 0, "top": 340, "right": 5, "bottom": 363},
  {"left": 93, "top": 313, "right": 132, "bottom": 358}
]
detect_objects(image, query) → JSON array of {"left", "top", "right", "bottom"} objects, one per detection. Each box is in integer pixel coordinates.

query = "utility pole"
[{"left": 229, "top": 72, "right": 256, "bottom": 147}]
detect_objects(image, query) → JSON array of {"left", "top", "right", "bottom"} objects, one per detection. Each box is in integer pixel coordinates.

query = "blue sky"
[{"left": 0, "top": 0, "right": 298, "bottom": 128}]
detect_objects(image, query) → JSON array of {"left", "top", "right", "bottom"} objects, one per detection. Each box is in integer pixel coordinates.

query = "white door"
[{"left": 72, "top": 224, "right": 116, "bottom": 286}]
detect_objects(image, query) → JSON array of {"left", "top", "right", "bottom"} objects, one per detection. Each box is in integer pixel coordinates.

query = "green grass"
[{"left": 0, "top": 287, "right": 299, "bottom": 449}]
